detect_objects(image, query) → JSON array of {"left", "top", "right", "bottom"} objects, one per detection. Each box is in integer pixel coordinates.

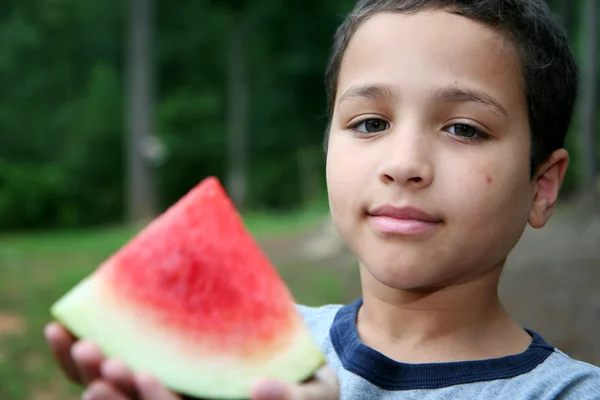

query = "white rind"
[{"left": 51, "top": 275, "right": 326, "bottom": 399}]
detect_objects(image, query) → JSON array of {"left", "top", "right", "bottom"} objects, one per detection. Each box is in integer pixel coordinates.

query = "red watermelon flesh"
[{"left": 50, "top": 177, "right": 326, "bottom": 399}]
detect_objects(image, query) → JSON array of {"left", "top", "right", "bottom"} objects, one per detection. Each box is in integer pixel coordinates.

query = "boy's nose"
[{"left": 377, "top": 129, "right": 434, "bottom": 190}]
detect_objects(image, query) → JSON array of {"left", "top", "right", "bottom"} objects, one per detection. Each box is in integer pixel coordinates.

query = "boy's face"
[{"left": 326, "top": 10, "right": 567, "bottom": 290}]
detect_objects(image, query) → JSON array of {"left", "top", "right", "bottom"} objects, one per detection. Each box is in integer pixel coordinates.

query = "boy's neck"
[{"left": 356, "top": 262, "right": 532, "bottom": 363}]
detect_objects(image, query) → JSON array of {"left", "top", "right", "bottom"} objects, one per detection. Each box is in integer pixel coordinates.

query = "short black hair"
[{"left": 324, "top": 0, "right": 579, "bottom": 176}]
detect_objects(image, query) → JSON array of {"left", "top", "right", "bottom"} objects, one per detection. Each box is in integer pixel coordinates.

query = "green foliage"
[
  {"left": 157, "top": 88, "right": 227, "bottom": 205},
  {"left": 0, "top": 161, "right": 63, "bottom": 229},
  {"left": 0, "top": 0, "right": 597, "bottom": 231},
  {"left": 60, "top": 63, "right": 125, "bottom": 226},
  {"left": 0, "top": 0, "right": 125, "bottom": 230}
]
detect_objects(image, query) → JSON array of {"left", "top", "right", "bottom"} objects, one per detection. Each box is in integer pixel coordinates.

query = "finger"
[
  {"left": 251, "top": 380, "right": 287, "bottom": 400},
  {"left": 44, "top": 322, "right": 80, "bottom": 383},
  {"left": 82, "top": 380, "right": 129, "bottom": 400},
  {"left": 72, "top": 339, "right": 104, "bottom": 385},
  {"left": 101, "top": 358, "right": 139, "bottom": 399},
  {"left": 252, "top": 367, "right": 339, "bottom": 400},
  {"left": 134, "top": 373, "right": 181, "bottom": 400},
  {"left": 287, "top": 367, "right": 339, "bottom": 400}
]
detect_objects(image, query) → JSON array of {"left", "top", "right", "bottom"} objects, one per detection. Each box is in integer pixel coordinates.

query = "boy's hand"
[
  {"left": 251, "top": 367, "right": 339, "bottom": 400},
  {"left": 45, "top": 321, "right": 148, "bottom": 399},
  {"left": 44, "top": 321, "right": 339, "bottom": 400}
]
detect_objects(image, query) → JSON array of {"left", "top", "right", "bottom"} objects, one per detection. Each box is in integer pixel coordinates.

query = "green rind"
[{"left": 50, "top": 275, "right": 326, "bottom": 399}]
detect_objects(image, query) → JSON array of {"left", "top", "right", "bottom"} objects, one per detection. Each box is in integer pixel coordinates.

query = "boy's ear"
[{"left": 529, "top": 149, "right": 569, "bottom": 229}]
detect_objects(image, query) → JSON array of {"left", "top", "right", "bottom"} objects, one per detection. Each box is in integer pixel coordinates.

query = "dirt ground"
[
  {"left": 261, "top": 205, "right": 600, "bottom": 367},
  {"left": 500, "top": 208, "right": 600, "bottom": 366}
]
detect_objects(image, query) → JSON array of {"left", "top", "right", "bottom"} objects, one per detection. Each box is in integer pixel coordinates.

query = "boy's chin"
[{"left": 360, "top": 259, "right": 444, "bottom": 292}]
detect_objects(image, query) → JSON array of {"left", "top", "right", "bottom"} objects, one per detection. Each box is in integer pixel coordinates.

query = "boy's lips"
[{"left": 367, "top": 205, "right": 443, "bottom": 235}]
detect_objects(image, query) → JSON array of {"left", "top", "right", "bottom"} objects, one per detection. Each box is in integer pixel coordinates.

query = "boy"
[{"left": 45, "top": 0, "right": 600, "bottom": 399}]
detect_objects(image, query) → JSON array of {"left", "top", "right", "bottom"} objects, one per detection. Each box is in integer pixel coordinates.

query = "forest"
[{"left": 0, "top": 0, "right": 597, "bottom": 231}]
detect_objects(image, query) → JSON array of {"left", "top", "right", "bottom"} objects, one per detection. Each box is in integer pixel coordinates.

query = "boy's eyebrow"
[
  {"left": 434, "top": 87, "right": 509, "bottom": 118},
  {"left": 337, "top": 83, "right": 396, "bottom": 107},
  {"left": 337, "top": 84, "right": 509, "bottom": 118}
]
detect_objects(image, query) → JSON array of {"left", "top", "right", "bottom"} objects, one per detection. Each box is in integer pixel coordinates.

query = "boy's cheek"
[
  {"left": 457, "top": 170, "right": 532, "bottom": 231},
  {"left": 326, "top": 140, "right": 368, "bottom": 190},
  {"left": 440, "top": 168, "right": 510, "bottom": 214}
]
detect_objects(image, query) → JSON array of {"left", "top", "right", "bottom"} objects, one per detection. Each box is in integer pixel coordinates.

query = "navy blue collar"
[{"left": 330, "top": 298, "right": 555, "bottom": 390}]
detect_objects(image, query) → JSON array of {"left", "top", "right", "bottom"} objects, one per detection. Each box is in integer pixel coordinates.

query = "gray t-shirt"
[{"left": 298, "top": 299, "right": 600, "bottom": 399}]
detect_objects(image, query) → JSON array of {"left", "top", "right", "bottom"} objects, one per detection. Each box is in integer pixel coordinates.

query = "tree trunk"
[
  {"left": 579, "top": 0, "right": 598, "bottom": 197},
  {"left": 226, "top": 11, "right": 249, "bottom": 209},
  {"left": 126, "top": 0, "right": 158, "bottom": 223}
]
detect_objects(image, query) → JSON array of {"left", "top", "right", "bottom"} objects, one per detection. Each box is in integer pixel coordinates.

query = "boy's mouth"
[{"left": 367, "top": 205, "right": 443, "bottom": 236}]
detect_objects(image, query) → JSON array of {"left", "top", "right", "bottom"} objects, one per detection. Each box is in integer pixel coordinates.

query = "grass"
[{"left": 0, "top": 209, "right": 350, "bottom": 400}]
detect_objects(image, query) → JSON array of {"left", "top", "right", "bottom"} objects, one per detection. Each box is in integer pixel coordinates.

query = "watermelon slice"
[{"left": 50, "top": 177, "right": 325, "bottom": 399}]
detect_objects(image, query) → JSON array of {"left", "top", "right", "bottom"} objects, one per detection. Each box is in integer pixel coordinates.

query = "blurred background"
[{"left": 0, "top": 0, "right": 598, "bottom": 398}]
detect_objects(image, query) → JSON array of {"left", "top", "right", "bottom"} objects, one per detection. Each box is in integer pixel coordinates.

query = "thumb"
[
  {"left": 251, "top": 379, "right": 290, "bottom": 400},
  {"left": 251, "top": 367, "right": 339, "bottom": 400},
  {"left": 286, "top": 367, "right": 339, "bottom": 400}
]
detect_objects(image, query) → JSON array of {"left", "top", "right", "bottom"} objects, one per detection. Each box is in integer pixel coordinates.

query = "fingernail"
[
  {"left": 134, "top": 372, "right": 157, "bottom": 388},
  {"left": 43, "top": 323, "right": 58, "bottom": 340},
  {"left": 102, "top": 358, "right": 124, "bottom": 375},
  {"left": 70, "top": 341, "right": 83, "bottom": 359}
]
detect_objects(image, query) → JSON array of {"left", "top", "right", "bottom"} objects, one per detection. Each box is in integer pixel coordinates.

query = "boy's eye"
[
  {"left": 351, "top": 118, "right": 390, "bottom": 134},
  {"left": 444, "top": 123, "right": 488, "bottom": 140}
]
